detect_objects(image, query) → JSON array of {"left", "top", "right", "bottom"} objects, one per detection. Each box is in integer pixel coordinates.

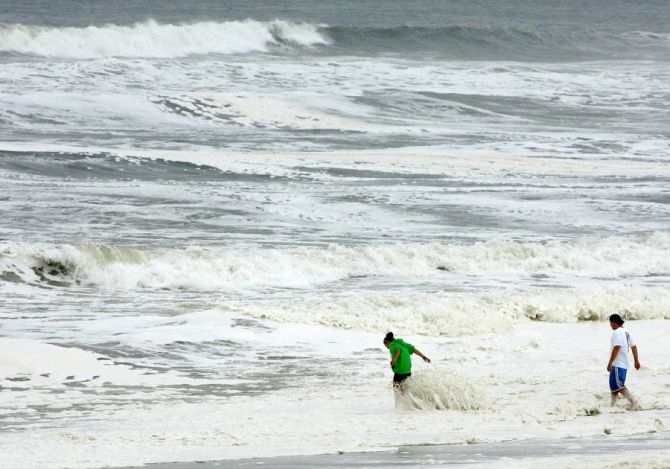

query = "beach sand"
[{"left": 131, "top": 433, "right": 670, "bottom": 468}]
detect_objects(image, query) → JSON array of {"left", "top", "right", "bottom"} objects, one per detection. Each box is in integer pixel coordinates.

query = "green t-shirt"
[{"left": 389, "top": 339, "right": 415, "bottom": 374}]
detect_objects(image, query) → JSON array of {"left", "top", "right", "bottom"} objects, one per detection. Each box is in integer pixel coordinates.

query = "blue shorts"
[{"left": 609, "top": 367, "right": 627, "bottom": 392}]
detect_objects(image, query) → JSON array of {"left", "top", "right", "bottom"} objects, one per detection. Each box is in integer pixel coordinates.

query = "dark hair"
[
  {"left": 383, "top": 332, "right": 394, "bottom": 343},
  {"left": 609, "top": 314, "right": 624, "bottom": 326}
]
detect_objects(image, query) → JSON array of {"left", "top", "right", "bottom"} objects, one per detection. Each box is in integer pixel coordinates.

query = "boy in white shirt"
[{"left": 607, "top": 314, "right": 641, "bottom": 410}]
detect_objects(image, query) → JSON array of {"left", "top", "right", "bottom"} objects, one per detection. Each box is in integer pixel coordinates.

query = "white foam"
[
  {"left": 0, "top": 20, "right": 329, "bottom": 58},
  {"left": 232, "top": 285, "right": 670, "bottom": 335},
  {"left": 166, "top": 93, "right": 392, "bottom": 131},
  {"left": 1, "top": 140, "right": 669, "bottom": 179},
  {"left": 2, "top": 234, "right": 669, "bottom": 292},
  {"left": 397, "top": 367, "right": 489, "bottom": 411},
  {"left": 2, "top": 320, "right": 669, "bottom": 468},
  {"left": 0, "top": 338, "right": 192, "bottom": 387}
]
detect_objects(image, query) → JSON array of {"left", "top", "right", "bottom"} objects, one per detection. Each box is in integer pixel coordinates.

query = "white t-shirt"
[{"left": 610, "top": 327, "right": 635, "bottom": 369}]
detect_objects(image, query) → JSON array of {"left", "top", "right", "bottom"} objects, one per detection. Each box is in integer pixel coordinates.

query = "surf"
[
  {"left": 2, "top": 234, "right": 670, "bottom": 290},
  {"left": 0, "top": 19, "right": 329, "bottom": 58}
]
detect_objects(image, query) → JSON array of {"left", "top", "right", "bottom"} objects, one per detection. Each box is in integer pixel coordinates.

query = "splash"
[{"left": 395, "top": 367, "right": 488, "bottom": 411}]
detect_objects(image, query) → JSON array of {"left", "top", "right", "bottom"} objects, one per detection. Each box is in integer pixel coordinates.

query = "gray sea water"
[{"left": 1, "top": 1, "right": 670, "bottom": 467}]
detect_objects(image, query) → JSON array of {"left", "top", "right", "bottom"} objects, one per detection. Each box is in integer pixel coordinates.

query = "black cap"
[{"left": 383, "top": 332, "right": 394, "bottom": 343}]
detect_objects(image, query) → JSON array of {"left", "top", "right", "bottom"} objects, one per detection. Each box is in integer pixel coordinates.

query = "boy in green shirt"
[{"left": 383, "top": 331, "right": 431, "bottom": 391}]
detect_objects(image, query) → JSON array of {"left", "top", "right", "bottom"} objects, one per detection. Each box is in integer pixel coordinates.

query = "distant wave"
[
  {"left": 328, "top": 24, "right": 545, "bottom": 49},
  {"left": 334, "top": 24, "right": 670, "bottom": 61},
  {"left": 325, "top": 24, "right": 670, "bottom": 60},
  {"left": 0, "top": 20, "right": 329, "bottom": 58},
  {"left": 1, "top": 20, "right": 668, "bottom": 60}
]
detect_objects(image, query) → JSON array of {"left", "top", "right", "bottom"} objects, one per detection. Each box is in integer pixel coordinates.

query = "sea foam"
[{"left": 0, "top": 338, "right": 192, "bottom": 387}]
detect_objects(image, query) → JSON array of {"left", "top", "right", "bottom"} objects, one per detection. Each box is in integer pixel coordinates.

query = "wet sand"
[{"left": 129, "top": 433, "right": 670, "bottom": 468}]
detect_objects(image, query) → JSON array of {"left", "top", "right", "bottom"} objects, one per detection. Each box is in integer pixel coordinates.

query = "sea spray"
[{"left": 395, "top": 367, "right": 488, "bottom": 411}]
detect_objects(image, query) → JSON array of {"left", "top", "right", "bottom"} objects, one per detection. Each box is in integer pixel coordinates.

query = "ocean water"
[{"left": 1, "top": 1, "right": 670, "bottom": 467}]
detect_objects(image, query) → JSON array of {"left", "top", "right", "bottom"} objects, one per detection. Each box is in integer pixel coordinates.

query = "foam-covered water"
[{"left": 1, "top": 0, "right": 669, "bottom": 467}]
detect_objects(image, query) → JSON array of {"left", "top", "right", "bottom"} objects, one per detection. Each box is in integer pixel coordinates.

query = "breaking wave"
[
  {"left": 1, "top": 20, "right": 667, "bottom": 60},
  {"left": 1, "top": 233, "right": 670, "bottom": 291},
  {"left": 232, "top": 286, "right": 670, "bottom": 335},
  {"left": 2, "top": 235, "right": 670, "bottom": 330},
  {"left": 0, "top": 20, "right": 329, "bottom": 58}
]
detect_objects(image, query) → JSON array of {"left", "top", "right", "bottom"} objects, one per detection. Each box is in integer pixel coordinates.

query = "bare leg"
[
  {"left": 619, "top": 388, "right": 640, "bottom": 410},
  {"left": 393, "top": 385, "right": 401, "bottom": 408},
  {"left": 393, "top": 382, "right": 409, "bottom": 409},
  {"left": 393, "top": 378, "right": 410, "bottom": 395},
  {"left": 610, "top": 391, "right": 620, "bottom": 407}
]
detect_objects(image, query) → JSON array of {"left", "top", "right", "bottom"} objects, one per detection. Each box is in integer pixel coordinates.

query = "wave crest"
[
  {"left": 0, "top": 19, "right": 329, "bottom": 58},
  {"left": 2, "top": 234, "right": 670, "bottom": 291}
]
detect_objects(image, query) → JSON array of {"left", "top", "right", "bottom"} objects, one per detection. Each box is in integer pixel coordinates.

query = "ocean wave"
[
  {"left": 230, "top": 285, "right": 670, "bottom": 335},
  {"left": 328, "top": 24, "right": 545, "bottom": 49},
  {"left": 325, "top": 24, "right": 670, "bottom": 60},
  {"left": 1, "top": 233, "right": 669, "bottom": 291},
  {"left": 1, "top": 20, "right": 667, "bottom": 61},
  {"left": 0, "top": 19, "right": 329, "bottom": 58},
  {"left": 623, "top": 30, "right": 670, "bottom": 42}
]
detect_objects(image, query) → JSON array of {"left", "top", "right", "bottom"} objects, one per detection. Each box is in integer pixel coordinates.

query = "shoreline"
[{"left": 129, "top": 433, "right": 670, "bottom": 468}]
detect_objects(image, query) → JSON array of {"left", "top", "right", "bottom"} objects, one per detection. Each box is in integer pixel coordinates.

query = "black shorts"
[{"left": 393, "top": 373, "right": 411, "bottom": 383}]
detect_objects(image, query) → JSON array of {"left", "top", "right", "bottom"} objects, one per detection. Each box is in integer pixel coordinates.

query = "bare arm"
[
  {"left": 413, "top": 348, "right": 431, "bottom": 363},
  {"left": 607, "top": 345, "right": 620, "bottom": 372},
  {"left": 631, "top": 345, "right": 640, "bottom": 370}
]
